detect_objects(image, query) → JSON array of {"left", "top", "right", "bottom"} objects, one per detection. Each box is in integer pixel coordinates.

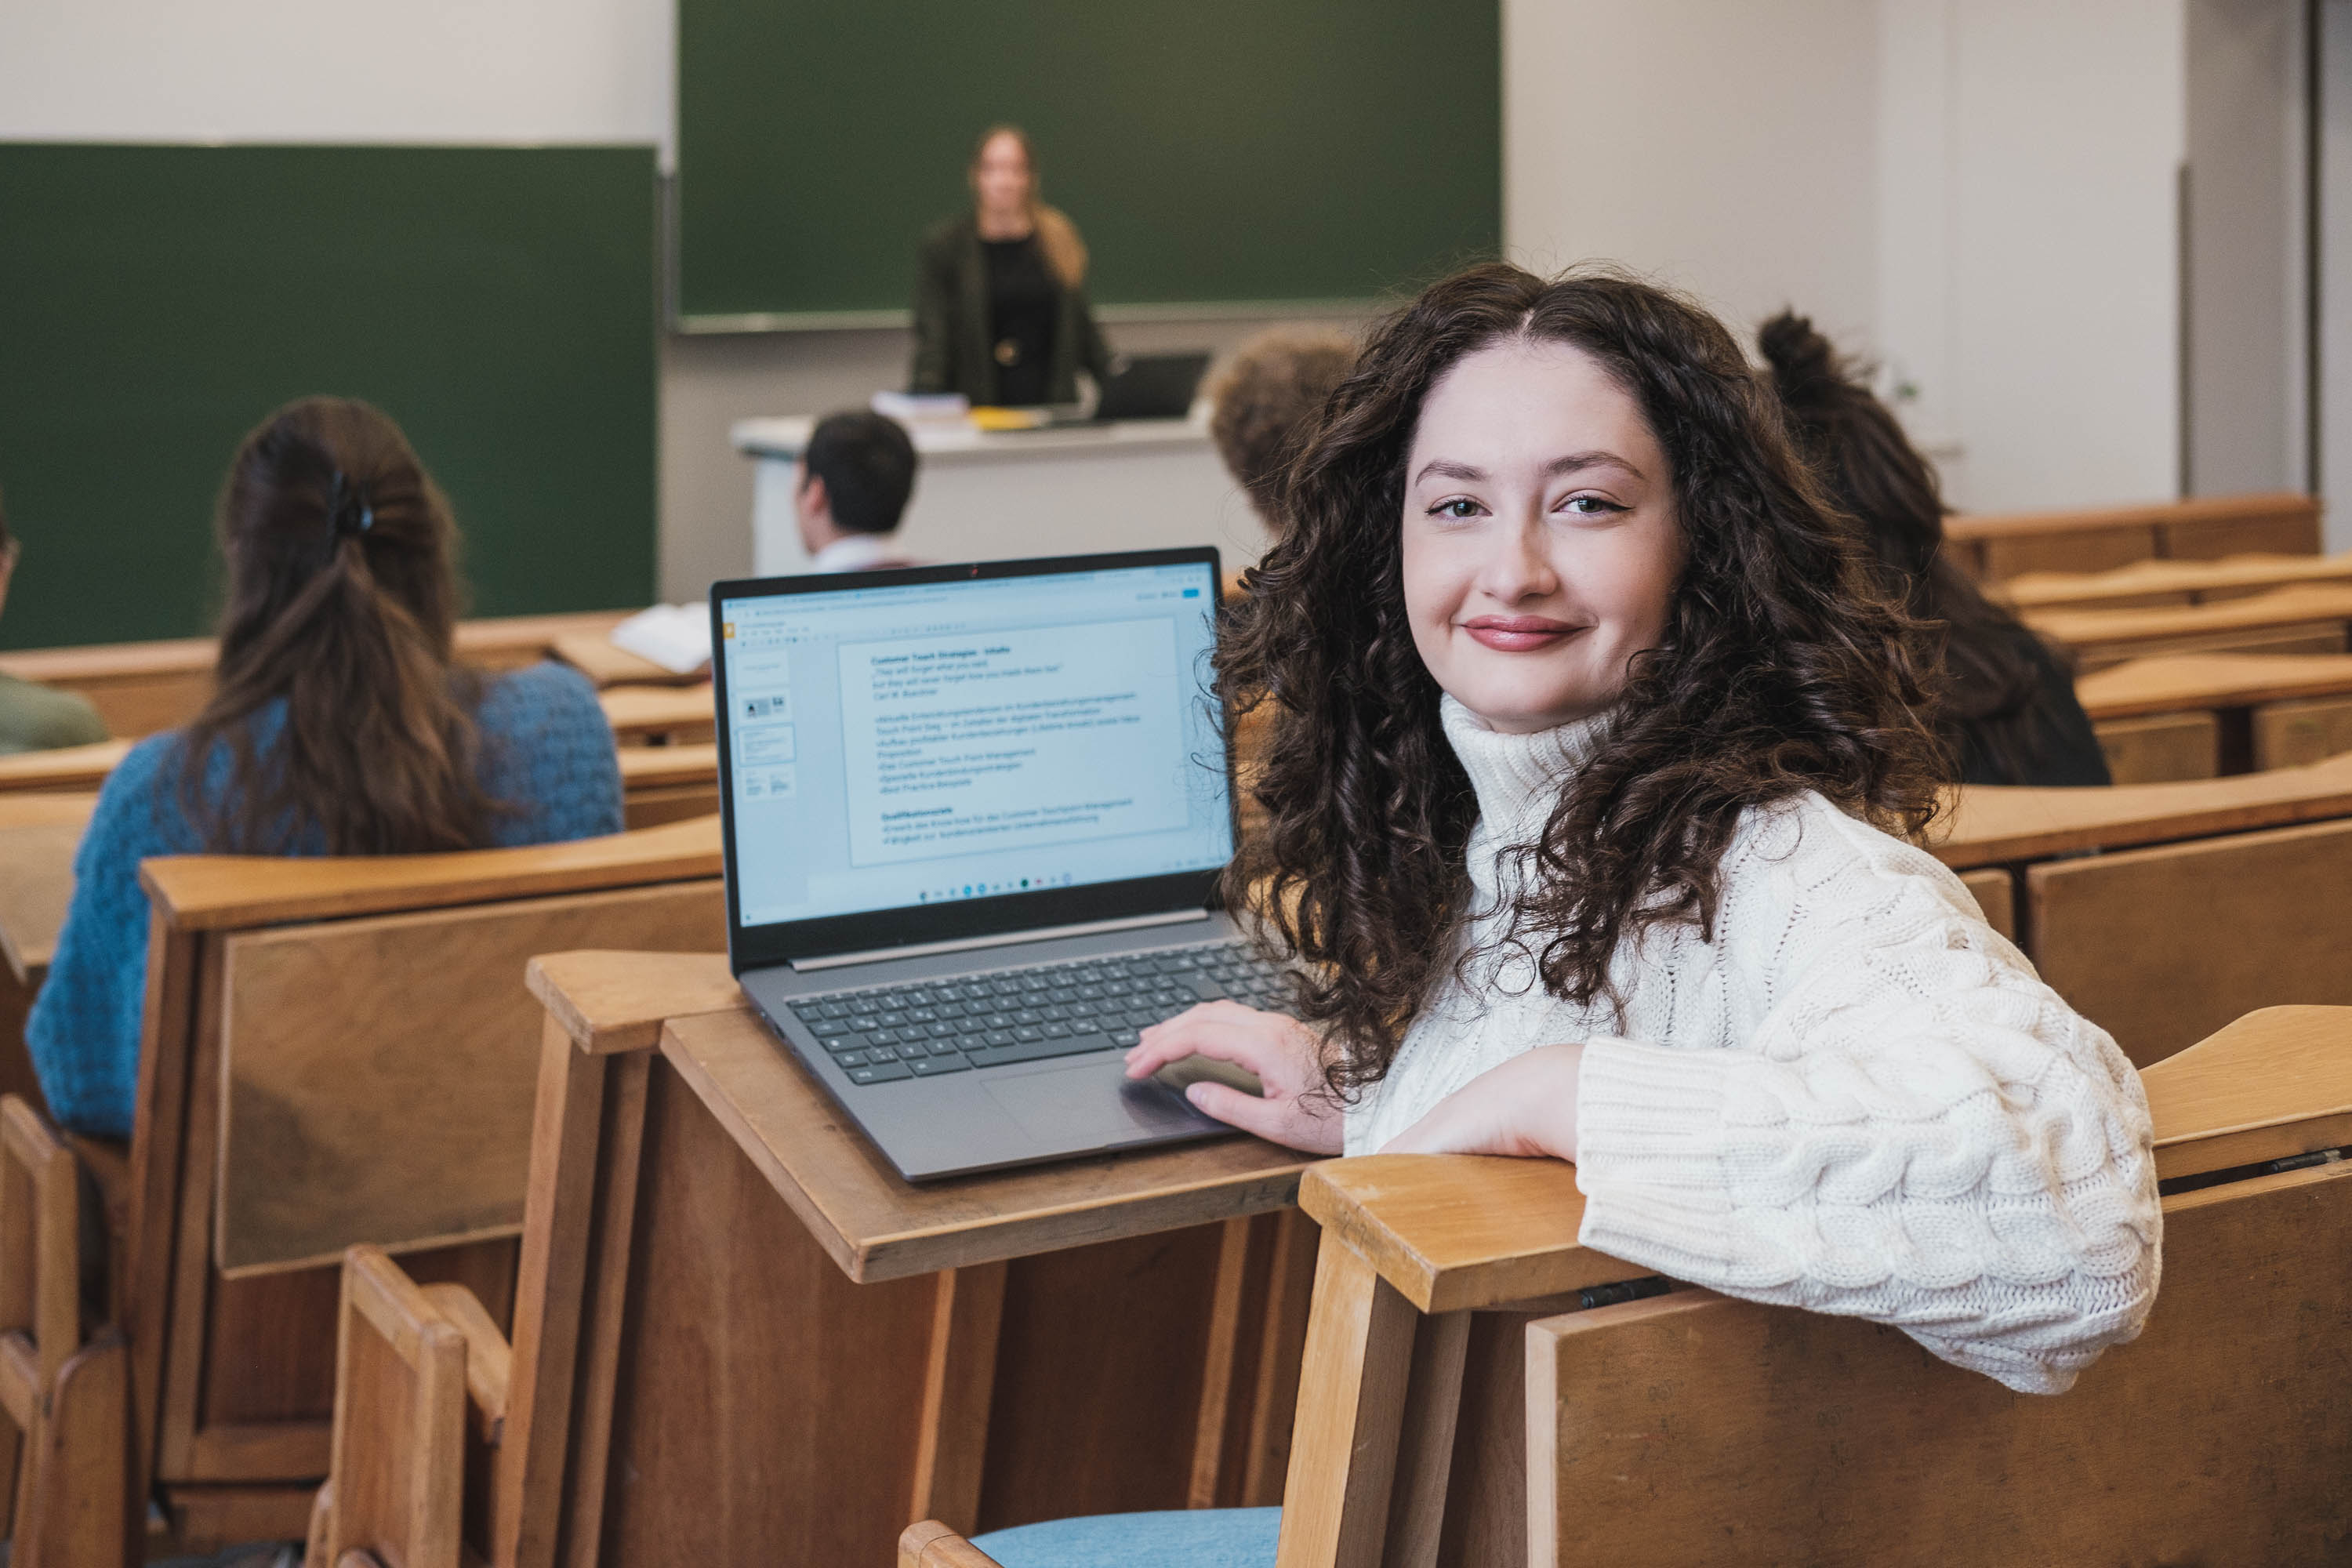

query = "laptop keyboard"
[{"left": 786, "top": 939, "right": 1290, "bottom": 1086}]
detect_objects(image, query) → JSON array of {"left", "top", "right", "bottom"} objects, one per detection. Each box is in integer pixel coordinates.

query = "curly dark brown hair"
[
  {"left": 1206, "top": 328, "right": 1359, "bottom": 520},
  {"left": 1218, "top": 263, "right": 1946, "bottom": 1093}
]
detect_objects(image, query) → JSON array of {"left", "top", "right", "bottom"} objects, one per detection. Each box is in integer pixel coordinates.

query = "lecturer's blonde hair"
[{"left": 971, "top": 125, "right": 1088, "bottom": 290}]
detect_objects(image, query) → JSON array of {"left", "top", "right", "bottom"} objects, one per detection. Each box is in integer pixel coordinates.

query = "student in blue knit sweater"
[{"left": 29, "top": 397, "right": 624, "bottom": 1137}]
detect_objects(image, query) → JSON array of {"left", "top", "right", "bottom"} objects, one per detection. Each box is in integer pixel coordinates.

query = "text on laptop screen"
[{"left": 719, "top": 562, "right": 1233, "bottom": 930}]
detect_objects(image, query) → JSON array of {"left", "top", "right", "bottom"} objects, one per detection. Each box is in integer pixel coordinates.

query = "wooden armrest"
[
  {"left": 418, "top": 1283, "right": 511, "bottom": 1443},
  {"left": 138, "top": 815, "right": 720, "bottom": 929},
  {"left": 899, "top": 1519, "right": 1005, "bottom": 1568},
  {"left": 525, "top": 949, "right": 742, "bottom": 1055},
  {"left": 2143, "top": 1006, "right": 2352, "bottom": 1181},
  {"left": 1299, "top": 1154, "right": 1633, "bottom": 1315},
  {"left": 1309, "top": 1007, "right": 2352, "bottom": 1316}
]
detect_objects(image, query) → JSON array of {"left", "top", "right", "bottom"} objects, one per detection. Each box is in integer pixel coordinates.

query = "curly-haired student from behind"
[
  {"left": 1205, "top": 327, "right": 1357, "bottom": 528},
  {"left": 1759, "top": 310, "right": 2109, "bottom": 786},
  {"left": 30, "top": 397, "right": 623, "bottom": 1136},
  {"left": 1126, "top": 263, "right": 2158, "bottom": 1397}
]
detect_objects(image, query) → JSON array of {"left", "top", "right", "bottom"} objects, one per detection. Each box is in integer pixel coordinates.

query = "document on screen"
[{"left": 837, "top": 618, "right": 1189, "bottom": 866}]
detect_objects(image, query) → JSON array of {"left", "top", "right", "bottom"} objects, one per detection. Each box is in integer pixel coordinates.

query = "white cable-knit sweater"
[{"left": 1345, "top": 698, "right": 2161, "bottom": 1394}]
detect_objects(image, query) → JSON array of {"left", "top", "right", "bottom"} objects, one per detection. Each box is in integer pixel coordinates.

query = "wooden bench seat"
[{"left": 2078, "top": 652, "right": 2352, "bottom": 779}]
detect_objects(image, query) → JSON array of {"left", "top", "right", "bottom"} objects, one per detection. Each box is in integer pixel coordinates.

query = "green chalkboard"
[
  {"left": 677, "top": 0, "right": 1500, "bottom": 325},
  {"left": 0, "top": 144, "right": 657, "bottom": 651}
]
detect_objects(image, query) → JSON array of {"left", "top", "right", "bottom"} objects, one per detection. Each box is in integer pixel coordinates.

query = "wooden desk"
[
  {"left": 0, "top": 739, "right": 133, "bottom": 796},
  {"left": 2078, "top": 652, "right": 2352, "bottom": 775},
  {"left": 497, "top": 951, "right": 1318, "bottom": 1563},
  {"left": 1931, "top": 749, "right": 2352, "bottom": 869},
  {"left": 0, "top": 793, "right": 95, "bottom": 1120},
  {"left": 551, "top": 633, "right": 701, "bottom": 689},
  {"left": 0, "top": 610, "right": 637, "bottom": 738},
  {"left": 2023, "top": 583, "right": 2352, "bottom": 670},
  {"left": 1944, "top": 491, "right": 2320, "bottom": 582},
  {"left": 615, "top": 743, "right": 720, "bottom": 828},
  {"left": 597, "top": 683, "right": 714, "bottom": 745},
  {"left": 2002, "top": 551, "right": 2352, "bottom": 612}
]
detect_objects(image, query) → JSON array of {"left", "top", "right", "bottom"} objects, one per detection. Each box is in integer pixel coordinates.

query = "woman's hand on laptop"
[{"left": 1123, "top": 1001, "right": 1344, "bottom": 1154}]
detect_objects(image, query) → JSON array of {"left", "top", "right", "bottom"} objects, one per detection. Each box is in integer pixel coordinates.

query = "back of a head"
[
  {"left": 805, "top": 411, "right": 918, "bottom": 535},
  {"left": 187, "top": 395, "right": 492, "bottom": 855},
  {"left": 1758, "top": 310, "right": 2049, "bottom": 779},
  {"left": 1207, "top": 328, "right": 1358, "bottom": 524}
]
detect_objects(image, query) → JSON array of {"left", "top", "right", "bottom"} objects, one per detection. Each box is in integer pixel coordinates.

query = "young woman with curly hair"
[{"left": 1124, "top": 263, "right": 2158, "bottom": 1396}]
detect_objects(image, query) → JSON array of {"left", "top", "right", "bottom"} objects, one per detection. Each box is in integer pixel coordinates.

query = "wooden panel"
[
  {"left": 1933, "top": 747, "right": 2352, "bottom": 868},
  {"left": 0, "top": 814, "right": 87, "bottom": 985},
  {"left": 1977, "top": 527, "right": 2156, "bottom": 581},
  {"left": 2092, "top": 711, "right": 2218, "bottom": 783},
  {"left": 320, "top": 1248, "right": 466, "bottom": 1568},
  {"left": 2253, "top": 693, "right": 2352, "bottom": 770},
  {"left": 196, "top": 1237, "right": 516, "bottom": 1443},
  {"left": 655, "top": 1007, "right": 1308, "bottom": 1283},
  {"left": 2164, "top": 509, "right": 2324, "bottom": 559},
  {"left": 976, "top": 1225, "right": 1229, "bottom": 1531},
  {"left": 591, "top": 1059, "right": 939, "bottom": 1566},
  {"left": 2030, "top": 817, "right": 2352, "bottom": 1067},
  {"left": 1955, "top": 869, "right": 2013, "bottom": 942},
  {"left": 1432, "top": 1308, "right": 1541, "bottom": 1568},
  {"left": 217, "top": 880, "right": 722, "bottom": 1274},
  {"left": 1526, "top": 1163, "right": 2352, "bottom": 1568}
]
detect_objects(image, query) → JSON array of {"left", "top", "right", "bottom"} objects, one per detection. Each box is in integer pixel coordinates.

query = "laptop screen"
[{"left": 712, "top": 551, "right": 1233, "bottom": 964}]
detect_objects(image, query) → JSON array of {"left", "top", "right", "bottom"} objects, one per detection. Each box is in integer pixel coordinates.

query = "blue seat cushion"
[{"left": 971, "top": 1506, "right": 1279, "bottom": 1568}]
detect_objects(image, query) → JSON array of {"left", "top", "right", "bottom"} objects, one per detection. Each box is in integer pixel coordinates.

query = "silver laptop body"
[{"left": 710, "top": 548, "right": 1267, "bottom": 1181}]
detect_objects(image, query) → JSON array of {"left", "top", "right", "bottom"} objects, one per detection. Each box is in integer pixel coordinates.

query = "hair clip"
[{"left": 327, "top": 469, "right": 374, "bottom": 539}]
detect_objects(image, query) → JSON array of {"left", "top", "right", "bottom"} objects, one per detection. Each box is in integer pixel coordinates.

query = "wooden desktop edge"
[
  {"left": 139, "top": 815, "right": 722, "bottom": 931},
  {"left": 1301, "top": 1005, "right": 2352, "bottom": 1317},
  {"left": 1944, "top": 492, "right": 2316, "bottom": 543}
]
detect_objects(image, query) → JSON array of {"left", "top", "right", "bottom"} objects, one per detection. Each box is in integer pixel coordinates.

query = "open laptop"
[
  {"left": 1090, "top": 352, "right": 1210, "bottom": 422},
  {"left": 710, "top": 548, "right": 1283, "bottom": 1181}
]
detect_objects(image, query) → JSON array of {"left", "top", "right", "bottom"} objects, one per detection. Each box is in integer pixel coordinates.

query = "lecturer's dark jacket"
[{"left": 909, "top": 210, "right": 1112, "bottom": 405}]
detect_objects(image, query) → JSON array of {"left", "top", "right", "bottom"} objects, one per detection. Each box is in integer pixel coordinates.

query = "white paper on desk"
[{"left": 608, "top": 604, "right": 713, "bottom": 675}]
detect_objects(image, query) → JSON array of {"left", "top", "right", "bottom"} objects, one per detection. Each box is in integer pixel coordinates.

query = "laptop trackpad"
[{"left": 982, "top": 1060, "right": 1210, "bottom": 1147}]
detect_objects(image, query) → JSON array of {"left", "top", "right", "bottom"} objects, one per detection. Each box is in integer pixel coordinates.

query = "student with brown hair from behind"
[
  {"left": 1759, "top": 310, "right": 2109, "bottom": 787},
  {"left": 0, "top": 488, "right": 110, "bottom": 753},
  {"left": 1206, "top": 327, "right": 1356, "bottom": 531},
  {"left": 28, "top": 396, "right": 625, "bottom": 1135}
]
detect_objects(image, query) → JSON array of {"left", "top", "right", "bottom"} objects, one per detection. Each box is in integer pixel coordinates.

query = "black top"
[
  {"left": 1953, "top": 626, "right": 2112, "bottom": 789},
  {"left": 980, "top": 234, "right": 1059, "bottom": 407}
]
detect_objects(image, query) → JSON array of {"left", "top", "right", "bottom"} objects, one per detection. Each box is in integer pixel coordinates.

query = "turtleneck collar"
[{"left": 1439, "top": 693, "right": 1611, "bottom": 845}]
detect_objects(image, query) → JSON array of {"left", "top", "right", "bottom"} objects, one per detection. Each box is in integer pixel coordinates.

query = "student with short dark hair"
[
  {"left": 1205, "top": 328, "right": 1357, "bottom": 528},
  {"left": 1759, "top": 311, "right": 2110, "bottom": 787},
  {"left": 797, "top": 409, "right": 920, "bottom": 572},
  {"left": 0, "top": 490, "right": 110, "bottom": 754},
  {"left": 29, "top": 397, "right": 624, "bottom": 1135}
]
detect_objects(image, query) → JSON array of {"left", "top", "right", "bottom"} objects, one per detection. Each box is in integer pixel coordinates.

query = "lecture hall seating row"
[
  {"left": 307, "top": 993, "right": 2352, "bottom": 1568},
  {"left": 1945, "top": 489, "right": 2321, "bottom": 582}
]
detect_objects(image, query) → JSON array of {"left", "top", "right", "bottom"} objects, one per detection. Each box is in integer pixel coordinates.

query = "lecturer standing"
[{"left": 910, "top": 125, "right": 1112, "bottom": 407}]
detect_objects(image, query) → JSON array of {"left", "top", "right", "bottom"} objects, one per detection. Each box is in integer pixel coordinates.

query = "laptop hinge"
[{"left": 789, "top": 909, "right": 1215, "bottom": 973}]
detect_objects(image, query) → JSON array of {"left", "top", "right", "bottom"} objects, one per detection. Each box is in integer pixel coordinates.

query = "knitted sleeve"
[
  {"left": 1571, "top": 800, "right": 2161, "bottom": 1396},
  {"left": 24, "top": 735, "right": 197, "bottom": 1137},
  {"left": 474, "top": 662, "right": 626, "bottom": 847}
]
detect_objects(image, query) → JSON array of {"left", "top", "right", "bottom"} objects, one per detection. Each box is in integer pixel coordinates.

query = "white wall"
[
  {"left": 0, "top": 0, "right": 672, "bottom": 153},
  {"left": 1503, "top": 1, "right": 1881, "bottom": 344}
]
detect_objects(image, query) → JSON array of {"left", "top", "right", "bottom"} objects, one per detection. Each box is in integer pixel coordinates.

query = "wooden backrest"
[
  {"left": 2028, "top": 815, "right": 2352, "bottom": 1067},
  {"left": 307, "top": 1247, "right": 468, "bottom": 1568},
  {"left": 0, "top": 612, "right": 636, "bottom": 740},
  {"left": 1526, "top": 1157, "right": 2352, "bottom": 1566},
  {"left": 0, "top": 1096, "right": 83, "bottom": 1393},
  {"left": 122, "top": 816, "right": 723, "bottom": 1536},
  {"left": 1945, "top": 492, "right": 2321, "bottom": 582}
]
